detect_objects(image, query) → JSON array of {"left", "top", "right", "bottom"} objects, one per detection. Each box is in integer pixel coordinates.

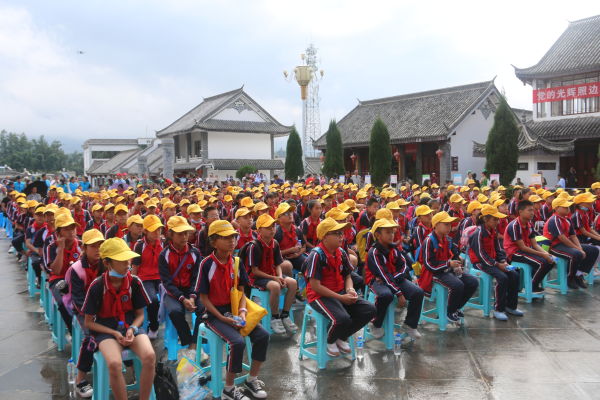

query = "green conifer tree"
[
  {"left": 285, "top": 125, "right": 304, "bottom": 180},
  {"left": 484, "top": 95, "right": 520, "bottom": 186},
  {"left": 369, "top": 117, "right": 393, "bottom": 186},
  {"left": 322, "top": 119, "right": 346, "bottom": 179}
]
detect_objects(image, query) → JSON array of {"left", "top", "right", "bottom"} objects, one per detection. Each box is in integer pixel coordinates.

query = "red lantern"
[
  {"left": 320, "top": 154, "right": 324, "bottom": 164},
  {"left": 394, "top": 151, "right": 400, "bottom": 162},
  {"left": 436, "top": 149, "right": 443, "bottom": 159},
  {"left": 350, "top": 153, "right": 357, "bottom": 165}
]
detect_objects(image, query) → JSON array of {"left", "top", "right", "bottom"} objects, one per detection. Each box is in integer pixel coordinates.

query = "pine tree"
[
  {"left": 369, "top": 117, "right": 392, "bottom": 186},
  {"left": 484, "top": 95, "right": 520, "bottom": 186},
  {"left": 285, "top": 125, "right": 304, "bottom": 180},
  {"left": 235, "top": 165, "right": 256, "bottom": 180},
  {"left": 322, "top": 119, "right": 345, "bottom": 179}
]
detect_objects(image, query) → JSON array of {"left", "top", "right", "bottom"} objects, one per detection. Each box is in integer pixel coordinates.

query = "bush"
[
  {"left": 484, "top": 94, "right": 520, "bottom": 186},
  {"left": 369, "top": 117, "right": 393, "bottom": 186},
  {"left": 285, "top": 125, "right": 304, "bottom": 180},
  {"left": 236, "top": 165, "right": 255, "bottom": 181},
  {"left": 322, "top": 119, "right": 345, "bottom": 179}
]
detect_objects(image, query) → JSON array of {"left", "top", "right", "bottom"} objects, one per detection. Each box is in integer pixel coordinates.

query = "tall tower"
[{"left": 305, "top": 43, "right": 321, "bottom": 158}]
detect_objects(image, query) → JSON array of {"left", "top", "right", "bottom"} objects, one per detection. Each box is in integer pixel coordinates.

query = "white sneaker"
[
  {"left": 401, "top": 323, "right": 422, "bottom": 339},
  {"left": 147, "top": 329, "right": 158, "bottom": 340},
  {"left": 200, "top": 348, "right": 209, "bottom": 363},
  {"left": 335, "top": 339, "right": 352, "bottom": 354},
  {"left": 369, "top": 323, "right": 384, "bottom": 339},
  {"left": 270, "top": 318, "right": 286, "bottom": 334},
  {"left": 594, "top": 267, "right": 600, "bottom": 277},
  {"left": 244, "top": 379, "right": 267, "bottom": 399},
  {"left": 326, "top": 342, "right": 340, "bottom": 357},
  {"left": 66, "top": 335, "right": 72, "bottom": 344},
  {"left": 281, "top": 316, "right": 298, "bottom": 331}
]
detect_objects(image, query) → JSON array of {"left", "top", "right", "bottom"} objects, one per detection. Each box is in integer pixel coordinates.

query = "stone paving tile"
[
  {"left": 401, "top": 379, "right": 492, "bottom": 399},
  {"left": 471, "top": 350, "right": 568, "bottom": 383},
  {"left": 488, "top": 381, "right": 587, "bottom": 399},
  {"left": 525, "top": 328, "right": 600, "bottom": 352}
]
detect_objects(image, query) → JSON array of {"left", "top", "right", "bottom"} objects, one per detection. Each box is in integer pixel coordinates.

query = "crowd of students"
[{"left": 3, "top": 177, "right": 599, "bottom": 400}]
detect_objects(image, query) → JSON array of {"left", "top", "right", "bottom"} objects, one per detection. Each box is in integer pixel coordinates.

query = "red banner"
[
  {"left": 405, "top": 143, "right": 418, "bottom": 154},
  {"left": 533, "top": 82, "right": 599, "bottom": 103}
]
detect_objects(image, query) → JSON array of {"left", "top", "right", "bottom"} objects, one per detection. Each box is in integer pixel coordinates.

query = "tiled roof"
[
  {"left": 211, "top": 159, "right": 284, "bottom": 170},
  {"left": 525, "top": 116, "right": 600, "bottom": 141},
  {"left": 86, "top": 160, "right": 107, "bottom": 174},
  {"left": 305, "top": 157, "right": 323, "bottom": 175},
  {"left": 82, "top": 139, "right": 139, "bottom": 147},
  {"left": 88, "top": 148, "right": 142, "bottom": 175},
  {"left": 127, "top": 145, "right": 164, "bottom": 175},
  {"left": 314, "top": 80, "right": 497, "bottom": 149},
  {"left": 156, "top": 87, "right": 291, "bottom": 137},
  {"left": 514, "top": 15, "right": 600, "bottom": 79}
]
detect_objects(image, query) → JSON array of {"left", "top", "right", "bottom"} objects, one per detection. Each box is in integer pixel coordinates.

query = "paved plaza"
[{"left": 1, "top": 235, "right": 600, "bottom": 400}]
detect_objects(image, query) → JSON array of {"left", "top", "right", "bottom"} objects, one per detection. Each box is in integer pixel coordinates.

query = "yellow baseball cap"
[
  {"left": 355, "top": 191, "right": 367, "bottom": 200},
  {"left": 91, "top": 204, "right": 104, "bottom": 212},
  {"left": 143, "top": 215, "right": 164, "bottom": 232},
  {"left": 127, "top": 215, "right": 143, "bottom": 227},
  {"left": 188, "top": 204, "right": 202, "bottom": 214},
  {"left": 274, "top": 202, "right": 296, "bottom": 219},
  {"left": 450, "top": 193, "right": 466, "bottom": 204},
  {"left": 558, "top": 192, "right": 574, "bottom": 201},
  {"left": 385, "top": 201, "right": 400, "bottom": 210},
  {"left": 574, "top": 193, "right": 594, "bottom": 204},
  {"left": 498, "top": 186, "right": 506, "bottom": 191},
  {"left": 167, "top": 216, "right": 194, "bottom": 233},
  {"left": 542, "top": 191, "right": 554, "bottom": 200},
  {"left": 372, "top": 219, "right": 399, "bottom": 232},
  {"left": 99, "top": 238, "right": 138, "bottom": 261},
  {"left": 82, "top": 229, "right": 105, "bottom": 245},
  {"left": 385, "top": 191, "right": 397, "bottom": 199},
  {"left": 493, "top": 199, "right": 506, "bottom": 208},
  {"left": 256, "top": 214, "right": 278, "bottom": 229},
  {"left": 447, "top": 185, "right": 455, "bottom": 191},
  {"left": 316, "top": 217, "right": 351, "bottom": 240},
  {"left": 163, "top": 201, "right": 177, "bottom": 209},
  {"left": 253, "top": 202, "right": 271, "bottom": 212},
  {"left": 343, "top": 199, "right": 359, "bottom": 212},
  {"left": 180, "top": 199, "right": 190, "bottom": 206},
  {"left": 114, "top": 204, "right": 128, "bottom": 214},
  {"left": 375, "top": 208, "right": 393, "bottom": 221},
  {"left": 26, "top": 200, "right": 38, "bottom": 208},
  {"left": 467, "top": 201, "right": 483, "bottom": 214},
  {"left": 55, "top": 213, "right": 80, "bottom": 229},
  {"left": 208, "top": 220, "right": 238, "bottom": 237},
  {"left": 35, "top": 206, "right": 46, "bottom": 214},
  {"left": 240, "top": 197, "right": 254, "bottom": 208},
  {"left": 591, "top": 182, "right": 600, "bottom": 190},
  {"left": 477, "top": 194, "right": 488, "bottom": 203},
  {"left": 432, "top": 211, "right": 459, "bottom": 227},
  {"left": 325, "top": 208, "right": 350, "bottom": 221},
  {"left": 235, "top": 207, "right": 254, "bottom": 219},
  {"left": 481, "top": 205, "right": 507, "bottom": 218},
  {"left": 70, "top": 196, "right": 81, "bottom": 205},
  {"left": 415, "top": 205, "right": 433, "bottom": 217},
  {"left": 529, "top": 195, "right": 543, "bottom": 203}
]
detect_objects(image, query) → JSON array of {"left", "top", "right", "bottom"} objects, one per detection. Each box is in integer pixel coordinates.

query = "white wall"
[
  {"left": 83, "top": 143, "right": 139, "bottom": 173},
  {"left": 450, "top": 107, "right": 496, "bottom": 181},
  {"left": 514, "top": 155, "right": 560, "bottom": 188},
  {"left": 212, "top": 108, "right": 266, "bottom": 122},
  {"left": 205, "top": 168, "right": 272, "bottom": 182},
  {"left": 208, "top": 131, "right": 271, "bottom": 159}
]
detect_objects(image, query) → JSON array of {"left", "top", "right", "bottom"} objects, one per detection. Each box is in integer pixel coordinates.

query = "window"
[
  {"left": 536, "top": 80, "right": 547, "bottom": 118},
  {"left": 194, "top": 140, "right": 202, "bottom": 157},
  {"left": 537, "top": 162, "right": 556, "bottom": 171},
  {"left": 92, "top": 151, "right": 120, "bottom": 159},
  {"left": 550, "top": 72, "right": 599, "bottom": 116},
  {"left": 451, "top": 157, "right": 458, "bottom": 171},
  {"left": 518, "top": 163, "right": 529, "bottom": 170}
]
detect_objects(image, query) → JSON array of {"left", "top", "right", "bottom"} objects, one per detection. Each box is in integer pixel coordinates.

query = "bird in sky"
[{"left": 77, "top": 51, "right": 85, "bottom": 54}]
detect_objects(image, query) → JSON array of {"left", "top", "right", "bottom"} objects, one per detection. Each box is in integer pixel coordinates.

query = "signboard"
[
  {"left": 405, "top": 144, "right": 418, "bottom": 154},
  {"left": 390, "top": 175, "right": 397, "bottom": 184},
  {"left": 338, "top": 176, "right": 345, "bottom": 184},
  {"left": 453, "top": 174, "right": 462, "bottom": 185},
  {"left": 531, "top": 174, "right": 542, "bottom": 185},
  {"left": 364, "top": 175, "right": 371, "bottom": 184},
  {"left": 490, "top": 174, "right": 500, "bottom": 184},
  {"left": 422, "top": 174, "right": 430, "bottom": 184},
  {"left": 533, "top": 82, "right": 599, "bottom": 103}
]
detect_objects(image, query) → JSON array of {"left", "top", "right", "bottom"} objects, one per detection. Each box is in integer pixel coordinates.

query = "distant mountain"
[{"left": 275, "top": 147, "right": 286, "bottom": 158}]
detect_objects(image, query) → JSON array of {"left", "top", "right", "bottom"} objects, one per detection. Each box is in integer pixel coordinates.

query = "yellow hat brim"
[{"left": 109, "top": 249, "right": 140, "bottom": 261}]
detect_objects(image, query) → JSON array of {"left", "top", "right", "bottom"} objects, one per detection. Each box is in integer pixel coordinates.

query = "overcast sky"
[{"left": 1, "top": 1, "right": 599, "bottom": 153}]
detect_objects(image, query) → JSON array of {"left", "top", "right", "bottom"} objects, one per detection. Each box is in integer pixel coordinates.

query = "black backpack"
[
  {"left": 238, "top": 239, "right": 262, "bottom": 296},
  {"left": 153, "top": 356, "right": 179, "bottom": 400}
]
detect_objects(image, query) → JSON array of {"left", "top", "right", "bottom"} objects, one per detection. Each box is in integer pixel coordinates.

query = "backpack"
[
  {"left": 460, "top": 225, "right": 479, "bottom": 248},
  {"left": 238, "top": 239, "right": 262, "bottom": 274},
  {"left": 154, "top": 356, "right": 179, "bottom": 400},
  {"left": 414, "top": 233, "right": 452, "bottom": 265},
  {"left": 63, "top": 260, "right": 88, "bottom": 316},
  {"left": 355, "top": 228, "right": 371, "bottom": 262}
]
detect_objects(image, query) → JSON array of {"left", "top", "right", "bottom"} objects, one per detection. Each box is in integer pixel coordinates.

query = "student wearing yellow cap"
[
  {"left": 419, "top": 212, "right": 478, "bottom": 323},
  {"left": 455, "top": 201, "right": 483, "bottom": 251},
  {"left": 105, "top": 205, "right": 129, "bottom": 240},
  {"left": 411, "top": 206, "right": 434, "bottom": 253},
  {"left": 541, "top": 191, "right": 555, "bottom": 222},
  {"left": 71, "top": 197, "right": 91, "bottom": 239},
  {"left": 25, "top": 204, "right": 47, "bottom": 288},
  {"left": 196, "top": 220, "right": 270, "bottom": 400},
  {"left": 366, "top": 219, "right": 423, "bottom": 339},
  {"left": 85, "top": 204, "right": 105, "bottom": 233},
  {"left": 11, "top": 200, "right": 30, "bottom": 263},
  {"left": 447, "top": 194, "right": 466, "bottom": 240},
  {"left": 301, "top": 200, "right": 323, "bottom": 253},
  {"left": 196, "top": 205, "right": 221, "bottom": 257},
  {"left": 304, "top": 218, "right": 376, "bottom": 358},
  {"left": 83, "top": 238, "right": 155, "bottom": 400},
  {"left": 543, "top": 197, "right": 599, "bottom": 289},
  {"left": 468, "top": 206, "right": 522, "bottom": 321}
]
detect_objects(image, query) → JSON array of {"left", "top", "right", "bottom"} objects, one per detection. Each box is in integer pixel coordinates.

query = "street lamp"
[{"left": 284, "top": 53, "right": 324, "bottom": 174}]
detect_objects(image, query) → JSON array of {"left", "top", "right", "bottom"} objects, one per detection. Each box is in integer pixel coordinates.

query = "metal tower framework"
[{"left": 305, "top": 44, "right": 321, "bottom": 158}]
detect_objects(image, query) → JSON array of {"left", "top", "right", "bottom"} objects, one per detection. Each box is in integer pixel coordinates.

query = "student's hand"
[
  {"left": 221, "top": 316, "right": 242, "bottom": 330},
  {"left": 239, "top": 310, "right": 247, "bottom": 322},
  {"left": 276, "top": 276, "right": 286, "bottom": 288},
  {"left": 125, "top": 328, "right": 135, "bottom": 343},
  {"left": 498, "top": 262, "right": 508, "bottom": 273},
  {"left": 339, "top": 293, "right": 356, "bottom": 305},
  {"left": 580, "top": 249, "right": 586, "bottom": 259},
  {"left": 347, "top": 288, "right": 358, "bottom": 299},
  {"left": 182, "top": 298, "right": 197, "bottom": 312},
  {"left": 397, "top": 294, "right": 407, "bottom": 308},
  {"left": 375, "top": 277, "right": 384, "bottom": 284},
  {"left": 56, "top": 237, "right": 66, "bottom": 249},
  {"left": 542, "top": 253, "right": 554, "bottom": 264},
  {"left": 453, "top": 266, "right": 463, "bottom": 274},
  {"left": 449, "top": 260, "right": 462, "bottom": 269},
  {"left": 114, "top": 331, "right": 129, "bottom": 346}
]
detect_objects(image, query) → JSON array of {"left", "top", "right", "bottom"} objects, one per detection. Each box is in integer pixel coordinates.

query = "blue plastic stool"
[
  {"left": 585, "top": 263, "right": 597, "bottom": 286},
  {"left": 27, "top": 258, "right": 40, "bottom": 298},
  {"left": 465, "top": 268, "right": 494, "bottom": 317},
  {"left": 7, "top": 220, "right": 13, "bottom": 241},
  {"left": 363, "top": 290, "right": 410, "bottom": 349},
  {"left": 546, "top": 257, "right": 574, "bottom": 295},
  {"left": 40, "top": 271, "right": 47, "bottom": 311},
  {"left": 420, "top": 282, "right": 464, "bottom": 331},
  {"left": 163, "top": 309, "right": 197, "bottom": 361},
  {"left": 44, "top": 274, "right": 53, "bottom": 328},
  {"left": 249, "top": 287, "right": 296, "bottom": 334},
  {"left": 197, "top": 323, "right": 252, "bottom": 398},
  {"left": 298, "top": 303, "right": 356, "bottom": 369},
  {"left": 142, "top": 292, "right": 160, "bottom": 332},
  {"left": 92, "top": 349, "right": 157, "bottom": 400},
  {"left": 71, "top": 318, "right": 84, "bottom": 364},
  {"left": 515, "top": 262, "right": 547, "bottom": 303},
  {"left": 51, "top": 299, "right": 66, "bottom": 351},
  {"left": 293, "top": 271, "right": 308, "bottom": 305}
]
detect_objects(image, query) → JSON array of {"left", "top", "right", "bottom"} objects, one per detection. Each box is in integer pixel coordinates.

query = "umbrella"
[{"left": 23, "top": 181, "right": 48, "bottom": 198}]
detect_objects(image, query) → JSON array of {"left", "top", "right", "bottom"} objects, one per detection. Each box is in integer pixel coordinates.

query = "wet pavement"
[{"left": 1, "top": 234, "right": 600, "bottom": 400}]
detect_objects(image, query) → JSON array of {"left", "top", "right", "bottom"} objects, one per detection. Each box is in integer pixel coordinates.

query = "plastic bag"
[{"left": 176, "top": 356, "right": 209, "bottom": 400}]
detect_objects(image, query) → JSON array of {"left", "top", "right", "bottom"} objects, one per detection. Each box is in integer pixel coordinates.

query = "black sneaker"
[
  {"left": 244, "top": 379, "right": 267, "bottom": 399},
  {"left": 567, "top": 278, "right": 580, "bottom": 290},
  {"left": 295, "top": 291, "right": 305, "bottom": 302},
  {"left": 76, "top": 380, "right": 93, "bottom": 398},
  {"left": 447, "top": 312, "right": 460, "bottom": 323},
  {"left": 532, "top": 284, "right": 545, "bottom": 294},
  {"left": 456, "top": 309, "right": 465, "bottom": 318},
  {"left": 574, "top": 276, "right": 588, "bottom": 289},
  {"left": 222, "top": 386, "right": 249, "bottom": 400}
]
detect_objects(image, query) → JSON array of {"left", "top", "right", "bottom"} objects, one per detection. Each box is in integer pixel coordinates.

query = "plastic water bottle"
[
  {"left": 117, "top": 321, "right": 127, "bottom": 336},
  {"left": 394, "top": 333, "right": 402, "bottom": 356},
  {"left": 506, "top": 265, "right": 517, "bottom": 271},
  {"left": 551, "top": 256, "right": 558, "bottom": 263},
  {"left": 224, "top": 312, "right": 246, "bottom": 327},
  {"left": 67, "top": 359, "right": 76, "bottom": 385},
  {"left": 356, "top": 335, "right": 364, "bottom": 360}
]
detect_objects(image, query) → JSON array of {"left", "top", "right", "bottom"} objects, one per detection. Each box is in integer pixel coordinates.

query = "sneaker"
[
  {"left": 75, "top": 380, "right": 93, "bottom": 398},
  {"left": 401, "top": 323, "right": 422, "bottom": 339},
  {"left": 574, "top": 276, "right": 588, "bottom": 289},
  {"left": 532, "top": 284, "right": 545, "bottom": 294},
  {"left": 493, "top": 311, "right": 508, "bottom": 321},
  {"left": 222, "top": 386, "right": 250, "bottom": 400},
  {"left": 147, "top": 329, "right": 158, "bottom": 340},
  {"left": 295, "top": 291, "right": 306, "bottom": 302},
  {"left": 505, "top": 308, "right": 524, "bottom": 316},
  {"left": 594, "top": 267, "right": 600, "bottom": 277},
  {"left": 369, "top": 323, "right": 384, "bottom": 339},
  {"left": 244, "top": 379, "right": 267, "bottom": 399},
  {"left": 35, "top": 278, "right": 41, "bottom": 290},
  {"left": 66, "top": 335, "right": 72, "bottom": 344},
  {"left": 7, "top": 246, "right": 14, "bottom": 254},
  {"left": 281, "top": 316, "right": 298, "bottom": 331},
  {"left": 447, "top": 312, "right": 460, "bottom": 323},
  {"left": 326, "top": 342, "right": 340, "bottom": 357},
  {"left": 270, "top": 318, "right": 286, "bottom": 334},
  {"left": 567, "top": 278, "right": 580, "bottom": 290},
  {"left": 335, "top": 339, "right": 352, "bottom": 354},
  {"left": 200, "top": 348, "right": 209, "bottom": 364},
  {"left": 456, "top": 309, "right": 465, "bottom": 318}
]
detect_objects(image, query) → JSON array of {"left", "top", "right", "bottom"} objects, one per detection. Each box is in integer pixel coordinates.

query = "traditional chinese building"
[{"left": 511, "top": 14, "right": 600, "bottom": 187}]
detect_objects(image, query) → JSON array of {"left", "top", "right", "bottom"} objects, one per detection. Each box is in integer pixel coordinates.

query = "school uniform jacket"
[
  {"left": 132, "top": 237, "right": 163, "bottom": 282},
  {"left": 504, "top": 218, "right": 536, "bottom": 261},
  {"left": 304, "top": 245, "right": 352, "bottom": 303},
  {"left": 47, "top": 239, "right": 83, "bottom": 283},
  {"left": 105, "top": 223, "right": 128, "bottom": 240},
  {"left": 245, "top": 237, "right": 284, "bottom": 285},
  {"left": 72, "top": 210, "right": 91, "bottom": 237},
  {"left": 273, "top": 225, "right": 305, "bottom": 255},
  {"left": 69, "top": 255, "right": 100, "bottom": 315},
  {"left": 366, "top": 241, "right": 407, "bottom": 296},
  {"left": 195, "top": 253, "right": 249, "bottom": 307},
  {"left": 158, "top": 244, "right": 202, "bottom": 302},
  {"left": 543, "top": 214, "right": 575, "bottom": 248},
  {"left": 468, "top": 226, "right": 506, "bottom": 268},
  {"left": 422, "top": 233, "right": 460, "bottom": 274},
  {"left": 85, "top": 218, "right": 105, "bottom": 233}
]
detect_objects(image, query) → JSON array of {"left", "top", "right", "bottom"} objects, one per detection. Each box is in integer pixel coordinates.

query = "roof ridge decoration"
[
  {"left": 569, "top": 14, "right": 600, "bottom": 26},
  {"left": 228, "top": 99, "right": 253, "bottom": 114},
  {"left": 478, "top": 98, "right": 496, "bottom": 120}
]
